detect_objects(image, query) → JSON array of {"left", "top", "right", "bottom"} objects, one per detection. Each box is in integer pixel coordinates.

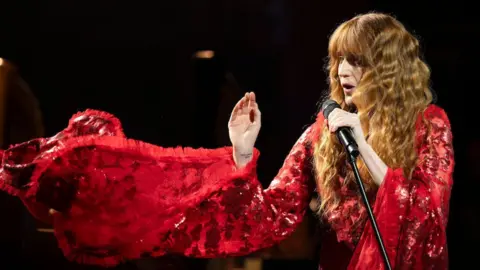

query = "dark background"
[{"left": 0, "top": 0, "right": 478, "bottom": 269}]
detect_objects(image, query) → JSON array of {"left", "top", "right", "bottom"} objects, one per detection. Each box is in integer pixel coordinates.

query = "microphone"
[{"left": 321, "top": 100, "right": 359, "bottom": 158}]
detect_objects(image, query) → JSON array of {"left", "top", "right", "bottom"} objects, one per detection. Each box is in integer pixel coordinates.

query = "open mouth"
[{"left": 342, "top": 83, "right": 355, "bottom": 90}]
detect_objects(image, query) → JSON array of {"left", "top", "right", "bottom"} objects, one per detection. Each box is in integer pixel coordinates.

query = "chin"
[
  {"left": 344, "top": 97, "right": 358, "bottom": 112},
  {"left": 344, "top": 96, "right": 353, "bottom": 106}
]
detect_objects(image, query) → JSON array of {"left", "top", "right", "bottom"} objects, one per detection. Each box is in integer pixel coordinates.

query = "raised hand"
[{"left": 228, "top": 92, "right": 261, "bottom": 167}]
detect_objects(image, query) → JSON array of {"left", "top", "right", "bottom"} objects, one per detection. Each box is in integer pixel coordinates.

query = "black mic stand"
[{"left": 346, "top": 146, "right": 392, "bottom": 270}]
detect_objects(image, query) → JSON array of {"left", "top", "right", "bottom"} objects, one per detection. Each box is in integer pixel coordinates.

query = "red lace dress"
[{"left": 0, "top": 105, "right": 454, "bottom": 269}]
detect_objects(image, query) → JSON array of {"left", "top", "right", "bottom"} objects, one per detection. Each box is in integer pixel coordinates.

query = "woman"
[{"left": 0, "top": 12, "right": 453, "bottom": 269}]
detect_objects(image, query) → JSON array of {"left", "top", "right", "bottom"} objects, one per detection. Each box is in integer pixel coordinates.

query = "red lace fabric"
[
  {"left": 0, "top": 105, "right": 453, "bottom": 270},
  {"left": 0, "top": 109, "right": 314, "bottom": 266}
]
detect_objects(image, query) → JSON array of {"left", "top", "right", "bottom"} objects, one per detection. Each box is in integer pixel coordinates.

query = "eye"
[
  {"left": 339, "top": 55, "right": 355, "bottom": 64},
  {"left": 338, "top": 56, "right": 348, "bottom": 66},
  {"left": 346, "top": 55, "right": 361, "bottom": 66},
  {"left": 337, "top": 53, "right": 364, "bottom": 67}
]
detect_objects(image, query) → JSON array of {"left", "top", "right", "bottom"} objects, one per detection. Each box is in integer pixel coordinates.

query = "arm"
[
  {"left": 155, "top": 125, "right": 316, "bottom": 259},
  {"left": 326, "top": 107, "right": 388, "bottom": 185},
  {"left": 357, "top": 140, "right": 388, "bottom": 186},
  {"left": 0, "top": 109, "right": 316, "bottom": 267},
  {"left": 348, "top": 105, "right": 454, "bottom": 269}
]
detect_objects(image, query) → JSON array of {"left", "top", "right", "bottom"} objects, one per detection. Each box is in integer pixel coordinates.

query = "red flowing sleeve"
[
  {"left": 348, "top": 105, "right": 454, "bottom": 270},
  {"left": 0, "top": 109, "right": 316, "bottom": 267}
]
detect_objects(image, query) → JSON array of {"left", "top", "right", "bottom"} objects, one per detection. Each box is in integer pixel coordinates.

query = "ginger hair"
[{"left": 313, "top": 12, "right": 433, "bottom": 216}]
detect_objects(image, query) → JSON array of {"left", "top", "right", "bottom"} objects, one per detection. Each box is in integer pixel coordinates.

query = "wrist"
[
  {"left": 356, "top": 138, "right": 372, "bottom": 159},
  {"left": 233, "top": 146, "right": 254, "bottom": 168}
]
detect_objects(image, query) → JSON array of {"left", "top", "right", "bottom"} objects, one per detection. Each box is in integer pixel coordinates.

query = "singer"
[{"left": 0, "top": 12, "right": 453, "bottom": 269}]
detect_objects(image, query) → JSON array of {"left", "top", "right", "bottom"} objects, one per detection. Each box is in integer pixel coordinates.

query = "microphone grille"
[{"left": 321, "top": 99, "right": 340, "bottom": 119}]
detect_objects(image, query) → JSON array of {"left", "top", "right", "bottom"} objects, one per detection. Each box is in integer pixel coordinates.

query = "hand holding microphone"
[{"left": 321, "top": 100, "right": 365, "bottom": 158}]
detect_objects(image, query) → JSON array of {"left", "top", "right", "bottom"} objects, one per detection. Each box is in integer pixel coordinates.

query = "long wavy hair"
[{"left": 313, "top": 12, "right": 434, "bottom": 217}]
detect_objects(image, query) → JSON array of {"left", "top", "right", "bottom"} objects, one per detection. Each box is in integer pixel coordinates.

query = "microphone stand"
[{"left": 347, "top": 148, "right": 392, "bottom": 270}]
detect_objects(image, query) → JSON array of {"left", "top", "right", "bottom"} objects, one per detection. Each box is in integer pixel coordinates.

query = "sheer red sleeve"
[
  {"left": 348, "top": 105, "right": 454, "bottom": 270},
  {"left": 0, "top": 109, "right": 316, "bottom": 267}
]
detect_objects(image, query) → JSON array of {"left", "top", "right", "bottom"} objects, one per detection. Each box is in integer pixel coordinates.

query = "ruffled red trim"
[
  {"left": 28, "top": 135, "right": 248, "bottom": 197},
  {"left": 68, "top": 109, "right": 125, "bottom": 137},
  {"left": 25, "top": 134, "right": 260, "bottom": 266},
  {"left": 27, "top": 135, "right": 253, "bottom": 213}
]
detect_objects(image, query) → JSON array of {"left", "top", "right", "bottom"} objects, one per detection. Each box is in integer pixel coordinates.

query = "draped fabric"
[{"left": 0, "top": 105, "right": 453, "bottom": 269}]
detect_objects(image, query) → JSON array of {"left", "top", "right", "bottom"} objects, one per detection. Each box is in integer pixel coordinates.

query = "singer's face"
[{"left": 338, "top": 56, "right": 363, "bottom": 106}]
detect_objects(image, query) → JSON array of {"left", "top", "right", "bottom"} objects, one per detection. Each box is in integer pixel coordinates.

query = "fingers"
[
  {"left": 238, "top": 92, "right": 256, "bottom": 111},
  {"left": 246, "top": 92, "right": 257, "bottom": 109},
  {"left": 329, "top": 119, "right": 347, "bottom": 132},
  {"left": 251, "top": 101, "right": 261, "bottom": 124},
  {"left": 248, "top": 92, "right": 256, "bottom": 103},
  {"left": 327, "top": 108, "right": 349, "bottom": 132},
  {"left": 327, "top": 108, "right": 340, "bottom": 127},
  {"left": 232, "top": 98, "right": 242, "bottom": 113},
  {"left": 230, "top": 93, "right": 249, "bottom": 120},
  {"left": 230, "top": 91, "right": 259, "bottom": 123},
  {"left": 241, "top": 93, "right": 251, "bottom": 115},
  {"left": 246, "top": 92, "right": 261, "bottom": 124}
]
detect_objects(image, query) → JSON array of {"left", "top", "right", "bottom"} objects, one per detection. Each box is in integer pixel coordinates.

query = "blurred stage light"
[
  {"left": 194, "top": 50, "right": 215, "bottom": 59},
  {"left": 37, "top": 228, "right": 54, "bottom": 233},
  {"left": 0, "top": 58, "right": 4, "bottom": 66}
]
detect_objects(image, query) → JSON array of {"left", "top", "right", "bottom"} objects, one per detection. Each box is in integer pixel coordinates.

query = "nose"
[{"left": 338, "top": 58, "right": 353, "bottom": 78}]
